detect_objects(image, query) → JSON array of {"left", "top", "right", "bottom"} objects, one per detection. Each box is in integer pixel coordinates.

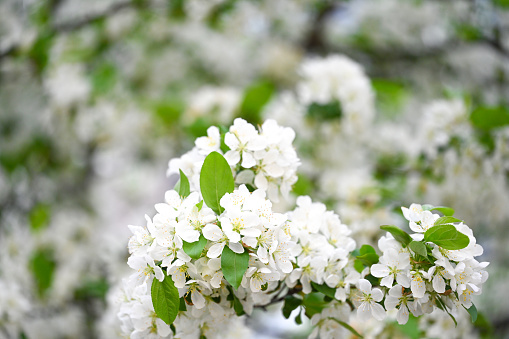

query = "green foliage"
[
  {"left": 174, "top": 169, "right": 191, "bottom": 198},
  {"left": 422, "top": 204, "right": 455, "bottom": 216},
  {"left": 74, "top": 278, "right": 109, "bottom": 300},
  {"left": 473, "top": 312, "right": 495, "bottom": 338},
  {"left": 494, "top": 0, "right": 509, "bottom": 7},
  {"left": 207, "top": 0, "right": 238, "bottom": 28},
  {"left": 221, "top": 246, "right": 249, "bottom": 290},
  {"left": 183, "top": 235, "right": 207, "bottom": 260},
  {"left": 232, "top": 294, "right": 245, "bottom": 316},
  {"left": 29, "top": 204, "right": 51, "bottom": 232},
  {"left": 179, "top": 297, "right": 187, "bottom": 311},
  {"left": 466, "top": 304, "right": 478, "bottom": 323},
  {"left": 307, "top": 101, "right": 342, "bottom": 121},
  {"left": 396, "top": 314, "right": 421, "bottom": 339},
  {"left": 380, "top": 225, "right": 412, "bottom": 247},
  {"left": 152, "top": 98, "right": 184, "bottom": 128},
  {"left": 372, "top": 79, "right": 408, "bottom": 117},
  {"left": 470, "top": 106, "right": 509, "bottom": 131},
  {"left": 282, "top": 295, "right": 302, "bottom": 319},
  {"left": 408, "top": 240, "right": 427, "bottom": 257},
  {"left": 456, "top": 24, "right": 482, "bottom": 41},
  {"left": 168, "top": 0, "right": 186, "bottom": 19},
  {"left": 200, "top": 152, "right": 235, "bottom": 215},
  {"left": 239, "top": 81, "right": 274, "bottom": 125},
  {"left": 30, "top": 249, "right": 56, "bottom": 298},
  {"left": 356, "top": 244, "right": 379, "bottom": 266},
  {"left": 311, "top": 282, "right": 336, "bottom": 299},
  {"left": 91, "top": 62, "right": 117, "bottom": 95},
  {"left": 293, "top": 173, "right": 313, "bottom": 196},
  {"left": 424, "top": 225, "right": 470, "bottom": 250},
  {"left": 151, "top": 275, "right": 180, "bottom": 325},
  {"left": 434, "top": 216, "right": 462, "bottom": 226},
  {"left": 302, "top": 293, "right": 327, "bottom": 319},
  {"left": 28, "top": 32, "right": 54, "bottom": 73}
]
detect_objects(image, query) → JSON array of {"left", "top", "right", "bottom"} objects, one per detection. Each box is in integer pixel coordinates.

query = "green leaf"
[
  {"left": 200, "top": 152, "right": 235, "bottom": 215},
  {"left": 221, "top": 246, "right": 249, "bottom": 290},
  {"left": 356, "top": 253, "right": 379, "bottom": 266},
  {"left": 151, "top": 275, "right": 180, "bottom": 325},
  {"left": 29, "top": 204, "right": 51, "bottom": 232},
  {"left": 177, "top": 169, "right": 190, "bottom": 198},
  {"left": 424, "top": 225, "right": 470, "bottom": 250},
  {"left": 465, "top": 304, "right": 478, "bottom": 323},
  {"left": 183, "top": 235, "right": 207, "bottom": 260},
  {"left": 372, "top": 79, "right": 408, "bottom": 118},
  {"left": 30, "top": 249, "right": 56, "bottom": 298},
  {"left": 330, "top": 318, "right": 364, "bottom": 338},
  {"left": 74, "top": 278, "right": 109, "bottom": 300},
  {"left": 307, "top": 101, "right": 342, "bottom": 121},
  {"left": 359, "top": 244, "right": 376, "bottom": 255},
  {"left": 282, "top": 295, "right": 302, "bottom": 319},
  {"left": 434, "top": 216, "right": 462, "bottom": 226},
  {"left": 422, "top": 205, "right": 455, "bottom": 216},
  {"left": 470, "top": 106, "right": 509, "bottom": 131},
  {"left": 380, "top": 225, "right": 412, "bottom": 247},
  {"left": 196, "top": 200, "right": 204, "bottom": 211},
  {"left": 311, "top": 282, "right": 336, "bottom": 299},
  {"left": 354, "top": 259, "right": 364, "bottom": 273},
  {"left": 295, "top": 311, "right": 303, "bottom": 324},
  {"left": 356, "top": 244, "right": 379, "bottom": 266},
  {"left": 292, "top": 173, "right": 313, "bottom": 196},
  {"left": 239, "top": 81, "right": 274, "bottom": 125},
  {"left": 408, "top": 241, "right": 428, "bottom": 257},
  {"left": 302, "top": 293, "right": 327, "bottom": 318},
  {"left": 233, "top": 294, "right": 245, "bottom": 316},
  {"left": 179, "top": 297, "right": 187, "bottom": 311}
]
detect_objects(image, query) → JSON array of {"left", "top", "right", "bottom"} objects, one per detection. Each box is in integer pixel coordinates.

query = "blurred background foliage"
[{"left": 1, "top": 0, "right": 509, "bottom": 338}]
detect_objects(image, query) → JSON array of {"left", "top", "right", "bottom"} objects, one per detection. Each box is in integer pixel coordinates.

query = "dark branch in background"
[
  {"left": 302, "top": 2, "right": 336, "bottom": 55},
  {"left": 0, "top": 0, "right": 134, "bottom": 61},
  {"left": 51, "top": 0, "right": 132, "bottom": 32}
]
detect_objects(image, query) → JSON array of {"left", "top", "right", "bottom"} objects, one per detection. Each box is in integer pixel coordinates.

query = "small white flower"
[
  {"left": 195, "top": 126, "right": 221, "bottom": 154},
  {"left": 202, "top": 224, "right": 244, "bottom": 258},
  {"left": 384, "top": 285, "right": 419, "bottom": 324},
  {"left": 370, "top": 248, "right": 410, "bottom": 288},
  {"left": 243, "top": 266, "right": 280, "bottom": 292},
  {"left": 354, "top": 279, "right": 386, "bottom": 321}
]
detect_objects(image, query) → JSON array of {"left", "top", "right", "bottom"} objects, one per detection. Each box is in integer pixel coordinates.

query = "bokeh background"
[{"left": 1, "top": 0, "right": 509, "bottom": 338}]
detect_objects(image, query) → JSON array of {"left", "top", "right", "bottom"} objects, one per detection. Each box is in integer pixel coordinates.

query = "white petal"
[
  {"left": 356, "top": 302, "right": 371, "bottom": 321},
  {"left": 203, "top": 224, "right": 223, "bottom": 241},
  {"left": 358, "top": 279, "right": 372, "bottom": 294},
  {"left": 397, "top": 305, "right": 409, "bottom": 324},
  {"left": 370, "top": 264, "right": 390, "bottom": 278},
  {"left": 207, "top": 243, "right": 225, "bottom": 258},
  {"left": 371, "top": 302, "right": 387, "bottom": 321},
  {"left": 371, "top": 288, "right": 384, "bottom": 302},
  {"left": 241, "top": 152, "right": 256, "bottom": 168},
  {"left": 191, "top": 290, "right": 206, "bottom": 309},
  {"left": 433, "top": 275, "right": 446, "bottom": 293},
  {"left": 228, "top": 242, "right": 245, "bottom": 253}
]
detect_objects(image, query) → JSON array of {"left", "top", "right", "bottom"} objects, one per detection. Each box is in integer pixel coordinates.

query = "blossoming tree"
[{"left": 119, "top": 118, "right": 488, "bottom": 338}]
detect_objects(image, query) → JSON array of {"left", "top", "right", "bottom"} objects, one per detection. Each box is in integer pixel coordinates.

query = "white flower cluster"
[
  {"left": 120, "top": 182, "right": 297, "bottom": 338},
  {"left": 370, "top": 203, "right": 488, "bottom": 325},
  {"left": 118, "top": 118, "right": 490, "bottom": 339},
  {"left": 286, "top": 196, "right": 358, "bottom": 296},
  {"left": 168, "top": 118, "right": 300, "bottom": 202},
  {"left": 297, "top": 55, "right": 375, "bottom": 135}
]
